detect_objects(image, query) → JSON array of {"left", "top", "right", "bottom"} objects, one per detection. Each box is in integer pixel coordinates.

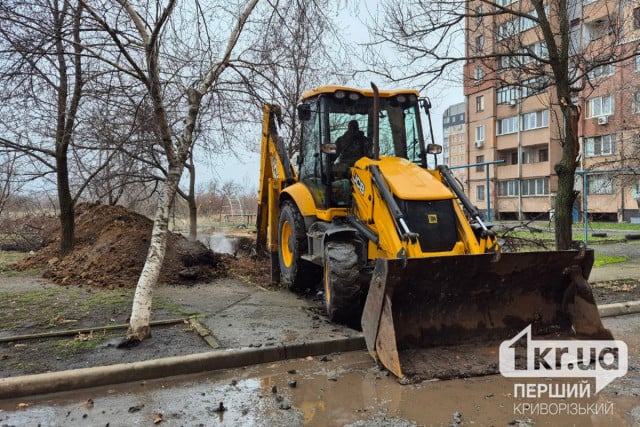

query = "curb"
[
  {"left": 599, "top": 300, "right": 640, "bottom": 318},
  {"left": 2, "top": 300, "right": 640, "bottom": 401},
  {"left": 0, "top": 336, "right": 365, "bottom": 400}
]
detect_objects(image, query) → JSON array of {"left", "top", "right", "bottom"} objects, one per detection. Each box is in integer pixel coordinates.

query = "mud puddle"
[{"left": 1, "top": 351, "right": 636, "bottom": 426}]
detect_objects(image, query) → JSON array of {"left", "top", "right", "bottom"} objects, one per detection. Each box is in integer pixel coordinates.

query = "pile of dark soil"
[{"left": 14, "top": 203, "right": 226, "bottom": 288}]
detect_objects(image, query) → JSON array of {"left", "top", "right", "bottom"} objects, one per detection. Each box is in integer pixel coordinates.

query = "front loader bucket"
[{"left": 361, "top": 250, "right": 613, "bottom": 380}]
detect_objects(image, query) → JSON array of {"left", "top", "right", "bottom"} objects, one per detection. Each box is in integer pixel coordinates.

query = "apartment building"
[
  {"left": 463, "top": 0, "right": 640, "bottom": 222},
  {"left": 442, "top": 102, "right": 467, "bottom": 183}
]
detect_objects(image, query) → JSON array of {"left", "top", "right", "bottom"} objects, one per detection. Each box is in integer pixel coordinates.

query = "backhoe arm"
[{"left": 255, "top": 104, "right": 297, "bottom": 256}]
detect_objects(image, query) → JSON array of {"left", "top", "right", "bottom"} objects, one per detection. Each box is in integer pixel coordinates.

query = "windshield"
[{"left": 324, "top": 95, "right": 426, "bottom": 165}]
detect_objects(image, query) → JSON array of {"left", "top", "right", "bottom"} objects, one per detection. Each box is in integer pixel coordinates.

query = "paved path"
[{"left": 590, "top": 241, "right": 640, "bottom": 282}]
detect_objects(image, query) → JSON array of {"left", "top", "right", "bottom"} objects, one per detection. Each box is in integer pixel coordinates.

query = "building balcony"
[{"left": 496, "top": 162, "right": 553, "bottom": 180}]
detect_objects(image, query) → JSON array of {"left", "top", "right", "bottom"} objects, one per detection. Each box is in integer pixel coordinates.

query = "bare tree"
[
  {"left": 0, "top": 151, "right": 28, "bottom": 217},
  {"left": 83, "top": 0, "right": 260, "bottom": 342},
  {"left": 78, "top": 91, "right": 162, "bottom": 206},
  {"left": 367, "top": 0, "right": 638, "bottom": 249},
  {"left": 0, "top": 0, "right": 88, "bottom": 255},
  {"left": 241, "top": 0, "right": 352, "bottom": 157}
]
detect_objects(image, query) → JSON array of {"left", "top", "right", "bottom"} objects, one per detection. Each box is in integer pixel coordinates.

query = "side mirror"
[
  {"left": 426, "top": 143, "right": 442, "bottom": 155},
  {"left": 321, "top": 143, "right": 337, "bottom": 154},
  {"left": 297, "top": 103, "right": 311, "bottom": 121}
]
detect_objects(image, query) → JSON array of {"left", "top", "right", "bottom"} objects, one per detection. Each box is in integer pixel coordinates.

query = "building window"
[
  {"left": 499, "top": 179, "right": 544, "bottom": 196},
  {"left": 510, "top": 151, "right": 518, "bottom": 165},
  {"left": 474, "top": 66, "right": 484, "bottom": 82},
  {"left": 586, "top": 95, "right": 614, "bottom": 118},
  {"left": 497, "top": 116, "right": 518, "bottom": 135},
  {"left": 500, "top": 55, "right": 514, "bottom": 69},
  {"left": 476, "top": 155, "right": 485, "bottom": 171},
  {"left": 586, "top": 17, "right": 613, "bottom": 41},
  {"left": 631, "top": 179, "right": 640, "bottom": 199},
  {"left": 538, "top": 148, "right": 549, "bottom": 162},
  {"left": 497, "top": 19, "right": 518, "bottom": 40},
  {"left": 475, "top": 35, "right": 485, "bottom": 52},
  {"left": 519, "top": 178, "right": 549, "bottom": 196},
  {"left": 475, "top": 5, "right": 483, "bottom": 25},
  {"left": 635, "top": 53, "right": 640, "bottom": 72},
  {"left": 521, "top": 76, "right": 549, "bottom": 97},
  {"left": 476, "top": 185, "right": 485, "bottom": 201},
  {"left": 524, "top": 41, "right": 548, "bottom": 63},
  {"left": 634, "top": 91, "right": 640, "bottom": 113},
  {"left": 520, "top": 17, "right": 535, "bottom": 33},
  {"left": 634, "top": 7, "right": 640, "bottom": 29},
  {"left": 476, "top": 95, "right": 485, "bottom": 112},
  {"left": 521, "top": 149, "right": 533, "bottom": 164},
  {"left": 475, "top": 125, "right": 485, "bottom": 142},
  {"left": 498, "top": 180, "right": 519, "bottom": 196},
  {"left": 497, "top": 85, "right": 519, "bottom": 104},
  {"left": 587, "top": 174, "right": 615, "bottom": 195},
  {"left": 522, "top": 110, "right": 549, "bottom": 130},
  {"left": 497, "top": 0, "right": 518, "bottom": 6},
  {"left": 588, "top": 64, "right": 615, "bottom": 80},
  {"left": 585, "top": 133, "right": 616, "bottom": 157}
]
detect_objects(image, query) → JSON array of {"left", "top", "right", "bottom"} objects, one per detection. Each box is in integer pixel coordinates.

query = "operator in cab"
[{"left": 333, "top": 120, "right": 371, "bottom": 176}]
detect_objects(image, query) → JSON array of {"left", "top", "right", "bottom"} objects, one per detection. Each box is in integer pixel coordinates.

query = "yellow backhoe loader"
[{"left": 256, "top": 84, "right": 612, "bottom": 380}]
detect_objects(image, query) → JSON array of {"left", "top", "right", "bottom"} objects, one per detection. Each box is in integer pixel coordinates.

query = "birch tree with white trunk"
[{"left": 83, "top": 0, "right": 260, "bottom": 342}]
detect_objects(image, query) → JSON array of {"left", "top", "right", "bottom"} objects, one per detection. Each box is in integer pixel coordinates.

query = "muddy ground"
[
  {"left": 1, "top": 254, "right": 638, "bottom": 380},
  {"left": 2, "top": 314, "right": 639, "bottom": 426},
  {"left": 0, "top": 204, "right": 639, "bottom": 380}
]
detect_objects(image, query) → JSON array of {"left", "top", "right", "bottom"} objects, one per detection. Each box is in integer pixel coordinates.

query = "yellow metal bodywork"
[
  {"left": 256, "top": 104, "right": 298, "bottom": 283},
  {"left": 301, "top": 85, "right": 419, "bottom": 102},
  {"left": 349, "top": 156, "right": 495, "bottom": 261}
]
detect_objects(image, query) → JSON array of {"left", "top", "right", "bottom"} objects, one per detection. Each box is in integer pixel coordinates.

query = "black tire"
[
  {"left": 278, "top": 200, "right": 320, "bottom": 291},
  {"left": 323, "top": 241, "right": 363, "bottom": 326}
]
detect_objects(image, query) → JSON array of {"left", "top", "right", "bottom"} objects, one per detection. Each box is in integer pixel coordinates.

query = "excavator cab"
[{"left": 296, "top": 87, "right": 427, "bottom": 209}]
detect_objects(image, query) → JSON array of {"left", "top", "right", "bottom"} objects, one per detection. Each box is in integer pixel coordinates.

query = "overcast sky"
[{"left": 195, "top": 2, "right": 466, "bottom": 192}]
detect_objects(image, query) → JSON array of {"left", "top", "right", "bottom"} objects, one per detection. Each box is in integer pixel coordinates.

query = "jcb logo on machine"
[
  {"left": 428, "top": 214, "right": 438, "bottom": 224},
  {"left": 353, "top": 172, "right": 365, "bottom": 195}
]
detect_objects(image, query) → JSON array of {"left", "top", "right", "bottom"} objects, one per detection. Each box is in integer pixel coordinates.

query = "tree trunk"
[
  {"left": 126, "top": 166, "right": 182, "bottom": 341},
  {"left": 554, "top": 104, "right": 580, "bottom": 250},
  {"left": 57, "top": 151, "right": 75, "bottom": 256},
  {"left": 187, "top": 161, "right": 197, "bottom": 241}
]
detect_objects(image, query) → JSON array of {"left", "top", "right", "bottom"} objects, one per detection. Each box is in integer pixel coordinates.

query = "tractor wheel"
[
  {"left": 278, "top": 200, "right": 319, "bottom": 291},
  {"left": 323, "top": 241, "right": 363, "bottom": 327}
]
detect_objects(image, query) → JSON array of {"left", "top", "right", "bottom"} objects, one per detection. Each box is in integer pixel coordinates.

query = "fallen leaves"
[
  {"left": 75, "top": 331, "right": 94, "bottom": 341},
  {"left": 77, "top": 398, "right": 94, "bottom": 409},
  {"left": 52, "top": 315, "right": 78, "bottom": 325},
  {"left": 153, "top": 412, "right": 163, "bottom": 424}
]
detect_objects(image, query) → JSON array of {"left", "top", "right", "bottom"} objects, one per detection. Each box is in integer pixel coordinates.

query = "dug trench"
[{"left": 0, "top": 202, "right": 639, "bottom": 383}]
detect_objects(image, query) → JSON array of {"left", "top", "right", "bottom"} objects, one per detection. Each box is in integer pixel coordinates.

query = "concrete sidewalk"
[
  {"left": 590, "top": 259, "right": 640, "bottom": 282},
  {"left": 157, "top": 279, "right": 362, "bottom": 350}
]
